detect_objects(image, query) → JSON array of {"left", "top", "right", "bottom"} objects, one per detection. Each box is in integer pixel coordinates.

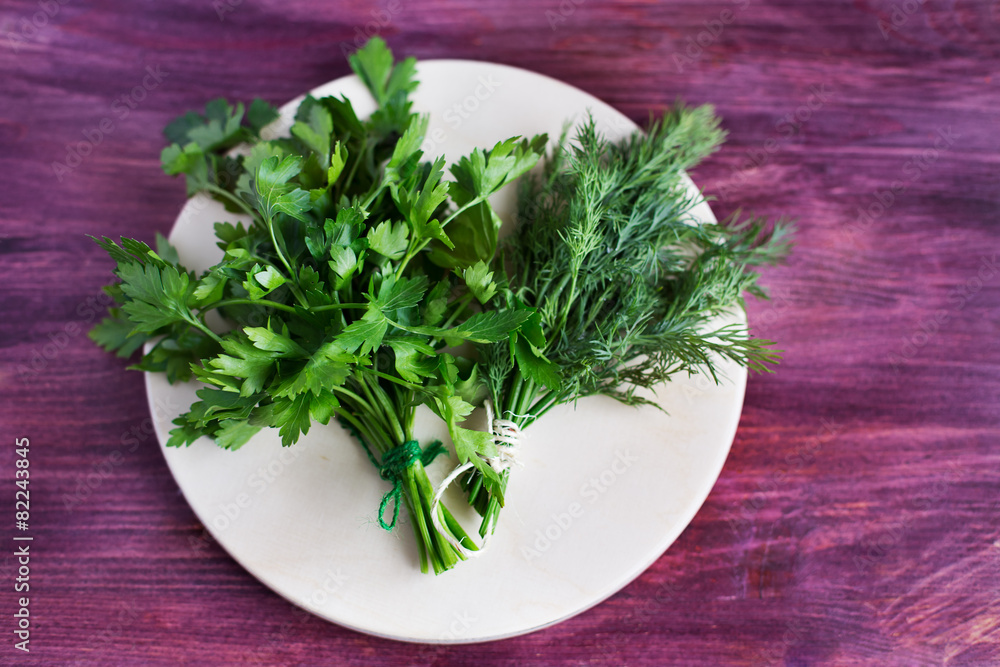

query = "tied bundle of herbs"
[
  {"left": 90, "top": 38, "right": 548, "bottom": 574},
  {"left": 90, "top": 36, "right": 792, "bottom": 575},
  {"left": 455, "top": 108, "right": 793, "bottom": 539}
]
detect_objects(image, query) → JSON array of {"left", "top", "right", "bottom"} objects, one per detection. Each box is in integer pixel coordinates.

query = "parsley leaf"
[
  {"left": 366, "top": 220, "right": 409, "bottom": 260},
  {"left": 462, "top": 261, "right": 497, "bottom": 304}
]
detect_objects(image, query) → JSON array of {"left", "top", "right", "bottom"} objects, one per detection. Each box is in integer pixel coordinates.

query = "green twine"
[
  {"left": 337, "top": 419, "right": 446, "bottom": 530},
  {"left": 375, "top": 440, "right": 446, "bottom": 530}
]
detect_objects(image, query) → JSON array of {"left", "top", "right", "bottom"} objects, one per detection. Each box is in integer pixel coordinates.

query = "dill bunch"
[{"left": 462, "top": 105, "right": 794, "bottom": 534}]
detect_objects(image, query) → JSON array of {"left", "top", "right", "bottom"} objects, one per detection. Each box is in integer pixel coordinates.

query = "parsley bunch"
[
  {"left": 91, "top": 38, "right": 547, "bottom": 574},
  {"left": 461, "top": 108, "right": 793, "bottom": 536}
]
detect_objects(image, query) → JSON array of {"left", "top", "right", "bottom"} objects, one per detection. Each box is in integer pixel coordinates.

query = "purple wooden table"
[{"left": 2, "top": 0, "right": 998, "bottom": 664}]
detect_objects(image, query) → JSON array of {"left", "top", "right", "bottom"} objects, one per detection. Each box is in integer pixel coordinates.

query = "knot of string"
[
  {"left": 430, "top": 399, "right": 525, "bottom": 557},
  {"left": 375, "top": 439, "right": 446, "bottom": 530},
  {"left": 339, "top": 418, "right": 447, "bottom": 531},
  {"left": 485, "top": 398, "right": 522, "bottom": 472}
]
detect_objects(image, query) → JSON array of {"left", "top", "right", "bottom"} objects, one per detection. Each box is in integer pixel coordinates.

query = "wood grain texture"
[{"left": 1, "top": 0, "right": 998, "bottom": 664}]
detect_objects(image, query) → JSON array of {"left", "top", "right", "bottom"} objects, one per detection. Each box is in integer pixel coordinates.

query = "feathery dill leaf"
[{"left": 464, "top": 104, "right": 793, "bottom": 533}]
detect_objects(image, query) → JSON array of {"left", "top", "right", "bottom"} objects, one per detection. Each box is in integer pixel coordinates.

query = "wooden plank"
[{"left": 0, "top": 0, "right": 997, "bottom": 663}]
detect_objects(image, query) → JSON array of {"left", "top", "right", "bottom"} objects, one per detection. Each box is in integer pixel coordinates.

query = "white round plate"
[{"left": 147, "top": 60, "right": 747, "bottom": 643}]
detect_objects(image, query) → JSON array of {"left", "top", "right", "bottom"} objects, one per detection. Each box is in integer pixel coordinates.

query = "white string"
[
  {"left": 485, "top": 399, "right": 523, "bottom": 473},
  {"left": 430, "top": 461, "right": 477, "bottom": 554},
  {"left": 429, "top": 399, "right": 523, "bottom": 558}
]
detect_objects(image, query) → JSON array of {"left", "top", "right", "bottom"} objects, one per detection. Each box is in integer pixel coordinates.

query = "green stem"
[
  {"left": 403, "top": 491, "right": 430, "bottom": 574},
  {"left": 353, "top": 373, "right": 385, "bottom": 423},
  {"left": 257, "top": 211, "right": 309, "bottom": 308},
  {"left": 311, "top": 302, "right": 369, "bottom": 312},
  {"left": 439, "top": 292, "right": 475, "bottom": 331},
  {"left": 333, "top": 387, "right": 394, "bottom": 450},
  {"left": 204, "top": 184, "right": 258, "bottom": 220},
  {"left": 467, "top": 369, "right": 554, "bottom": 535},
  {"left": 335, "top": 409, "right": 387, "bottom": 455},
  {"left": 394, "top": 242, "right": 426, "bottom": 281},
  {"left": 381, "top": 317, "right": 429, "bottom": 337},
  {"left": 361, "top": 179, "right": 388, "bottom": 210},
  {"left": 263, "top": 214, "right": 295, "bottom": 284},
  {"left": 526, "top": 390, "right": 562, "bottom": 423},
  {"left": 582, "top": 282, "right": 619, "bottom": 331},
  {"left": 441, "top": 197, "right": 484, "bottom": 228},
  {"left": 206, "top": 298, "right": 298, "bottom": 314},
  {"left": 333, "top": 327, "right": 473, "bottom": 573},
  {"left": 185, "top": 314, "right": 223, "bottom": 344},
  {"left": 405, "top": 466, "right": 446, "bottom": 574},
  {"left": 289, "top": 285, "right": 311, "bottom": 309},
  {"left": 394, "top": 195, "right": 489, "bottom": 279},
  {"left": 339, "top": 139, "right": 369, "bottom": 198},
  {"left": 370, "top": 371, "right": 424, "bottom": 392},
  {"left": 370, "top": 380, "right": 406, "bottom": 445},
  {"left": 555, "top": 270, "right": 579, "bottom": 336}
]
